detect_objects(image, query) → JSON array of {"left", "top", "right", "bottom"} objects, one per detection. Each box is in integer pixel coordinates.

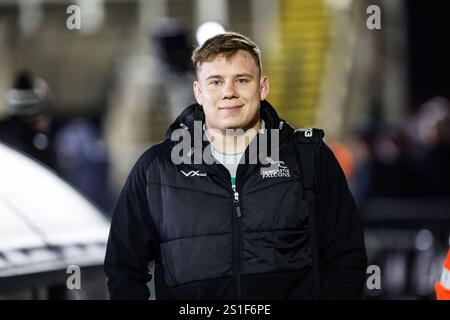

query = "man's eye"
[
  {"left": 210, "top": 80, "right": 221, "bottom": 86},
  {"left": 237, "top": 78, "right": 248, "bottom": 84}
]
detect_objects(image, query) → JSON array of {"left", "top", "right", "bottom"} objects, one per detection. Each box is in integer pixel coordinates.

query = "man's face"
[{"left": 193, "top": 50, "right": 269, "bottom": 132}]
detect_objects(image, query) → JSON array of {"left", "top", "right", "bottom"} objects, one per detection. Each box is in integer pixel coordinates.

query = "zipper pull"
[
  {"left": 232, "top": 184, "right": 241, "bottom": 218},
  {"left": 232, "top": 184, "right": 239, "bottom": 202}
]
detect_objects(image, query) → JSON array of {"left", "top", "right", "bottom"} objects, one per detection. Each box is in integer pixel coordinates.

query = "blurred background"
[{"left": 0, "top": 0, "right": 449, "bottom": 300}]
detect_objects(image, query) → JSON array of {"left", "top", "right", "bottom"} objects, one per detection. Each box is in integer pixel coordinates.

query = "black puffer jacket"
[{"left": 104, "top": 100, "right": 367, "bottom": 299}]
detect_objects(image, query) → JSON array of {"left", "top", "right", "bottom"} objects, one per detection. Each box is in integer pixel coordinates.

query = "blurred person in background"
[
  {"left": 104, "top": 19, "right": 196, "bottom": 194},
  {"left": 348, "top": 122, "right": 380, "bottom": 207},
  {"left": 54, "top": 116, "right": 114, "bottom": 213},
  {"left": 0, "top": 70, "right": 113, "bottom": 214},
  {"left": 329, "top": 140, "right": 355, "bottom": 180},
  {"left": 0, "top": 70, "right": 57, "bottom": 171},
  {"left": 152, "top": 18, "right": 197, "bottom": 122},
  {"left": 0, "top": 70, "right": 68, "bottom": 299},
  {"left": 350, "top": 96, "right": 450, "bottom": 300},
  {"left": 350, "top": 119, "right": 431, "bottom": 205},
  {"left": 414, "top": 97, "right": 450, "bottom": 197},
  {"left": 104, "top": 32, "right": 367, "bottom": 300}
]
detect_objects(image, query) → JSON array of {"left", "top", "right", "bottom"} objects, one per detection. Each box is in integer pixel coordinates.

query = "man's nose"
[{"left": 222, "top": 81, "right": 238, "bottom": 99}]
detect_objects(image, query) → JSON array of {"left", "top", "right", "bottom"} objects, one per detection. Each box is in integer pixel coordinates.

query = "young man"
[{"left": 104, "top": 32, "right": 367, "bottom": 299}]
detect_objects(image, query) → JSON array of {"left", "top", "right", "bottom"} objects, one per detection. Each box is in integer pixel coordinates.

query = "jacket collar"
[
  {"left": 165, "top": 100, "right": 295, "bottom": 181},
  {"left": 165, "top": 100, "right": 294, "bottom": 143}
]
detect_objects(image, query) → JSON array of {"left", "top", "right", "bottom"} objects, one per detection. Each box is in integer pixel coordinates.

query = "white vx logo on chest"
[{"left": 180, "top": 170, "right": 207, "bottom": 177}]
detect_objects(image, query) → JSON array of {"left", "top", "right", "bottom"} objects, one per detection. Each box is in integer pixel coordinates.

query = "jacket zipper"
[
  {"left": 210, "top": 175, "right": 243, "bottom": 299},
  {"left": 232, "top": 183, "right": 242, "bottom": 299}
]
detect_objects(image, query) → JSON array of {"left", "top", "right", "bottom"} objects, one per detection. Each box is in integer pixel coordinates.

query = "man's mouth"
[{"left": 219, "top": 104, "right": 243, "bottom": 110}]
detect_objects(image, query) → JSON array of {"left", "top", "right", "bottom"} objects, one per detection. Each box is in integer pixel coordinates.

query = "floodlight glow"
[{"left": 196, "top": 21, "right": 225, "bottom": 46}]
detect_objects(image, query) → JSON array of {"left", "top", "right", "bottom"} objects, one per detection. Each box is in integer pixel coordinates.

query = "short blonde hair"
[{"left": 192, "top": 32, "right": 262, "bottom": 74}]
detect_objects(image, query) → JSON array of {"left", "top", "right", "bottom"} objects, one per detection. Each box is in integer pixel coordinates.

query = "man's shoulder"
[
  {"left": 292, "top": 128, "right": 348, "bottom": 188},
  {"left": 294, "top": 128, "right": 325, "bottom": 145},
  {"left": 293, "top": 128, "right": 326, "bottom": 157},
  {"left": 135, "top": 139, "right": 174, "bottom": 169}
]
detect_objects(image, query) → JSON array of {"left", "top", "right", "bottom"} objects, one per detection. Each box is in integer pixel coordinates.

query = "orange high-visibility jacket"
[{"left": 436, "top": 249, "right": 450, "bottom": 300}]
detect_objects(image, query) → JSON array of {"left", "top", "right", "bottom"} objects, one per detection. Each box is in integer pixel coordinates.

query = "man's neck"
[{"left": 205, "top": 118, "right": 262, "bottom": 154}]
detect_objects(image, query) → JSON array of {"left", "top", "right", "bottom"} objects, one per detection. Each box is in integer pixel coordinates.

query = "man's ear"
[
  {"left": 193, "top": 81, "right": 203, "bottom": 105},
  {"left": 260, "top": 76, "right": 270, "bottom": 101}
]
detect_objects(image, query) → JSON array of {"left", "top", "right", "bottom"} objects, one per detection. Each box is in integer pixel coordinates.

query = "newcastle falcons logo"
[
  {"left": 260, "top": 157, "right": 290, "bottom": 179},
  {"left": 265, "top": 157, "right": 288, "bottom": 169}
]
